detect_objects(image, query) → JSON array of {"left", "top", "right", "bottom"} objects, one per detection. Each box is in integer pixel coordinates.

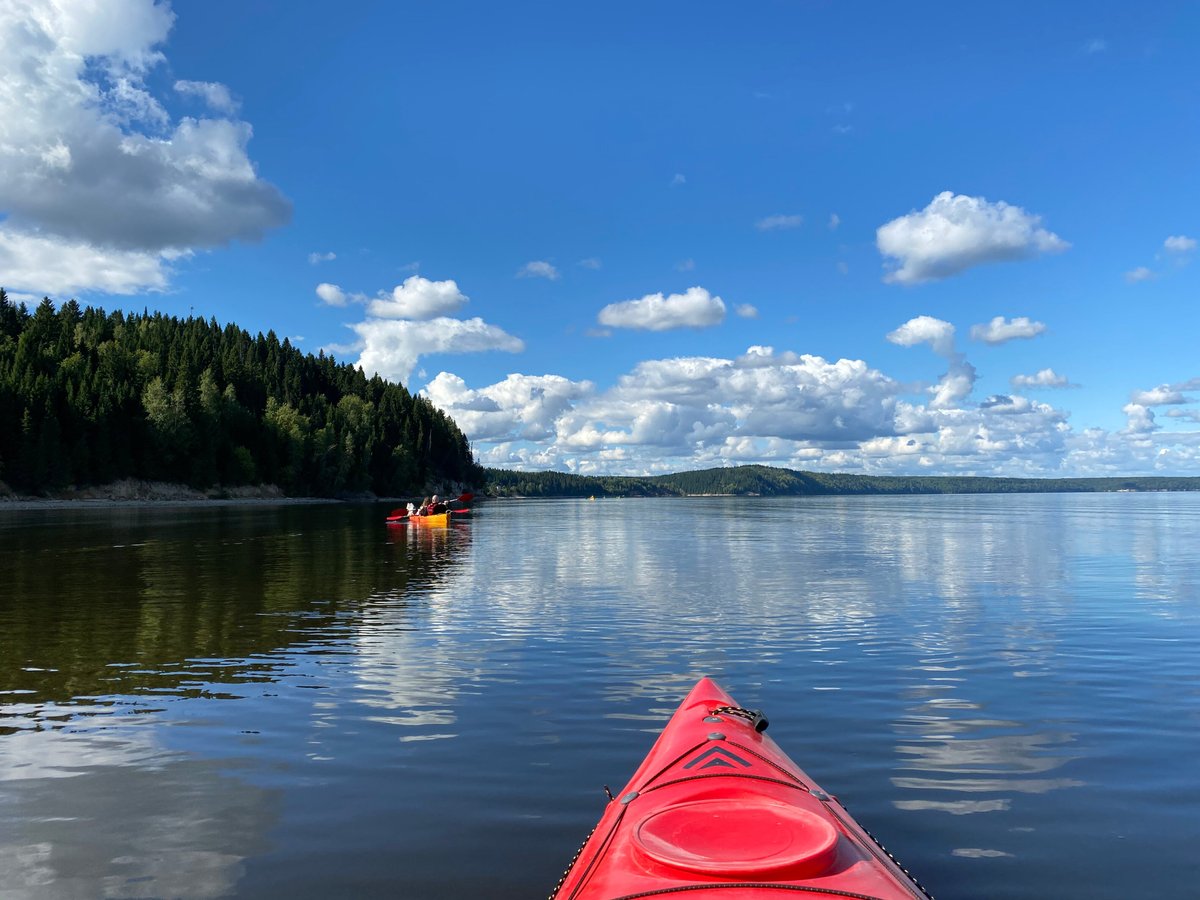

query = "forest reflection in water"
[
  {"left": 1, "top": 507, "right": 465, "bottom": 715},
  {"left": 1, "top": 494, "right": 1198, "bottom": 899},
  {"left": 0, "top": 504, "right": 473, "bottom": 898}
]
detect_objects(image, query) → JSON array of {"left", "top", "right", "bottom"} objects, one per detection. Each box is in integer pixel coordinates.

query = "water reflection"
[
  {"left": 0, "top": 503, "right": 476, "bottom": 899},
  {"left": 0, "top": 496, "right": 1197, "bottom": 899},
  {"left": 351, "top": 599, "right": 472, "bottom": 737},
  {"left": 0, "top": 746, "right": 275, "bottom": 899},
  {"left": 0, "top": 506, "right": 472, "bottom": 721},
  {"left": 893, "top": 729, "right": 1082, "bottom": 790}
]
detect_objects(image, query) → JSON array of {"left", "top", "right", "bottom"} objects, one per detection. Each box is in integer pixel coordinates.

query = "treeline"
[
  {"left": 484, "top": 464, "right": 1200, "bottom": 497},
  {"left": 485, "top": 468, "right": 677, "bottom": 498},
  {"left": 0, "top": 290, "right": 481, "bottom": 496}
]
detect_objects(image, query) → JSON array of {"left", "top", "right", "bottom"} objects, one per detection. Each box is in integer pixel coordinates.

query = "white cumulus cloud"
[
  {"left": 970, "top": 316, "right": 1047, "bottom": 344},
  {"left": 352, "top": 317, "right": 524, "bottom": 386},
  {"left": 322, "top": 274, "right": 522, "bottom": 385},
  {"left": 0, "top": 229, "right": 176, "bottom": 296},
  {"left": 927, "top": 362, "right": 977, "bottom": 410},
  {"left": 1165, "top": 409, "right": 1200, "bottom": 423},
  {"left": 308, "top": 251, "right": 336, "bottom": 265},
  {"left": 598, "top": 286, "right": 726, "bottom": 331},
  {"left": 887, "top": 316, "right": 957, "bottom": 356},
  {"left": 876, "top": 192, "right": 1068, "bottom": 284},
  {"left": 517, "top": 260, "right": 560, "bottom": 280},
  {"left": 1130, "top": 385, "right": 1190, "bottom": 406},
  {"left": 423, "top": 345, "right": 905, "bottom": 474},
  {"left": 1011, "top": 368, "right": 1072, "bottom": 390},
  {"left": 366, "top": 276, "right": 468, "bottom": 320},
  {"left": 423, "top": 372, "right": 594, "bottom": 442},
  {"left": 756, "top": 214, "right": 803, "bottom": 231},
  {"left": 421, "top": 338, "right": 1200, "bottom": 477},
  {"left": 1164, "top": 235, "right": 1196, "bottom": 254},
  {"left": 1120, "top": 402, "right": 1157, "bottom": 435},
  {"left": 316, "top": 283, "right": 350, "bottom": 307},
  {"left": 0, "top": 0, "right": 290, "bottom": 297},
  {"left": 887, "top": 316, "right": 977, "bottom": 409},
  {"left": 174, "top": 79, "right": 237, "bottom": 114},
  {"left": 1125, "top": 266, "right": 1156, "bottom": 283}
]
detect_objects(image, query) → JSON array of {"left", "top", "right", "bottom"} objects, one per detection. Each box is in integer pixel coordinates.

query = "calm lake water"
[{"left": 1, "top": 494, "right": 1199, "bottom": 899}]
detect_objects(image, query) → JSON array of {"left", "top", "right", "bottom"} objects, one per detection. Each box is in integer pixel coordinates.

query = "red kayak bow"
[{"left": 552, "top": 677, "right": 932, "bottom": 899}]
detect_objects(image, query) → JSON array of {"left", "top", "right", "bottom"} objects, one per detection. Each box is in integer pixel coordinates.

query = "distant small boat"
[{"left": 587, "top": 495, "right": 595, "bottom": 501}]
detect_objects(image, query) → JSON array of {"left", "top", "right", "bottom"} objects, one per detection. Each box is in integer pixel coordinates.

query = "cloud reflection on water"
[{"left": 0, "top": 730, "right": 273, "bottom": 899}]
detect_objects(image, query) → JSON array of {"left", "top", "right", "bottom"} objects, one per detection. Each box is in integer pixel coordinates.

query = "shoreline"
[
  {"left": 0, "top": 496, "right": 341, "bottom": 511},
  {"left": 0, "top": 478, "right": 390, "bottom": 511}
]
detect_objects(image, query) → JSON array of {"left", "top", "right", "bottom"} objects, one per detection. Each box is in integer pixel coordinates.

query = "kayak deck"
[{"left": 552, "top": 677, "right": 932, "bottom": 899}]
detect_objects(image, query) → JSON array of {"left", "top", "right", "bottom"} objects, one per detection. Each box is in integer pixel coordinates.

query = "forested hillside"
[
  {"left": 484, "top": 464, "right": 1200, "bottom": 497},
  {"left": 484, "top": 468, "right": 677, "bottom": 498},
  {"left": 0, "top": 291, "right": 480, "bottom": 496}
]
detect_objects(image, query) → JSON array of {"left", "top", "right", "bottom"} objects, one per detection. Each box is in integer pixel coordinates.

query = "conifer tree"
[{"left": 0, "top": 294, "right": 481, "bottom": 495}]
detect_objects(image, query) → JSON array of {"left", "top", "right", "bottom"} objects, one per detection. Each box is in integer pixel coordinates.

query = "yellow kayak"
[{"left": 407, "top": 511, "right": 450, "bottom": 526}]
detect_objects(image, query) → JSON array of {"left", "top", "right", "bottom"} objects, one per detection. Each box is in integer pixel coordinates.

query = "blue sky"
[{"left": 2, "top": 1, "right": 1198, "bottom": 476}]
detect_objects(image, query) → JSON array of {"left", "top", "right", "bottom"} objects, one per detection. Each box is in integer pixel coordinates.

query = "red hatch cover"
[{"left": 633, "top": 798, "right": 839, "bottom": 878}]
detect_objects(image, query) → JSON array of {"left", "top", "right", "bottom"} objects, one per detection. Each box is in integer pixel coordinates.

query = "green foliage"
[
  {"left": 0, "top": 291, "right": 481, "bottom": 496},
  {"left": 484, "top": 464, "right": 1200, "bottom": 497},
  {"left": 483, "top": 468, "right": 676, "bottom": 498}
]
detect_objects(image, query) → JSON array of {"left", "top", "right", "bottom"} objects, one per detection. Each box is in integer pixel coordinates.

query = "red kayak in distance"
[{"left": 551, "top": 677, "right": 933, "bottom": 900}]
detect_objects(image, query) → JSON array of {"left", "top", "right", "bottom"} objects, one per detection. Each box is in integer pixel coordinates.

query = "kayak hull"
[
  {"left": 552, "top": 677, "right": 932, "bottom": 899},
  {"left": 384, "top": 509, "right": 468, "bottom": 525},
  {"left": 407, "top": 512, "right": 449, "bottom": 525}
]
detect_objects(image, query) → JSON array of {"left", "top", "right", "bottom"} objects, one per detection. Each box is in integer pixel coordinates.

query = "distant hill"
[
  {"left": 0, "top": 290, "right": 480, "bottom": 497},
  {"left": 484, "top": 464, "right": 1200, "bottom": 497}
]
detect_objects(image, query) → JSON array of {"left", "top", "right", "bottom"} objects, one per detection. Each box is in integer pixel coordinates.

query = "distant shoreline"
[
  {"left": 0, "top": 478, "right": 376, "bottom": 511},
  {"left": 7, "top": 463, "right": 1200, "bottom": 510},
  {"left": 0, "top": 496, "right": 338, "bottom": 511},
  {"left": 483, "top": 464, "right": 1200, "bottom": 499}
]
